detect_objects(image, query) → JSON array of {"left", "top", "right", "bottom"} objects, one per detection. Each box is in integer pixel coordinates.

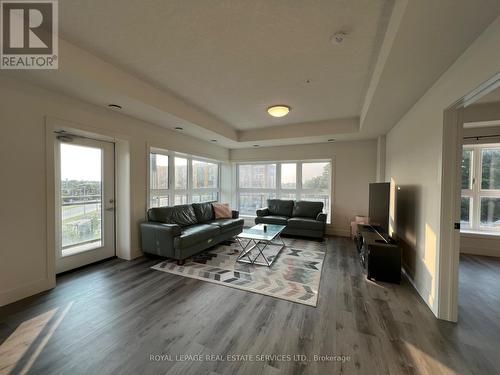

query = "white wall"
[
  {"left": 376, "top": 135, "right": 386, "bottom": 182},
  {"left": 385, "top": 16, "right": 500, "bottom": 317},
  {"left": 0, "top": 75, "right": 229, "bottom": 306},
  {"left": 230, "top": 140, "right": 378, "bottom": 237},
  {"left": 461, "top": 234, "right": 500, "bottom": 257}
]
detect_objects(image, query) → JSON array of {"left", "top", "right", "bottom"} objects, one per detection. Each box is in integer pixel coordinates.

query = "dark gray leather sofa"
[
  {"left": 141, "top": 202, "right": 243, "bottom": 264},
  {"left": 255, "top": 199, "right": 327, "bottom": 239}
]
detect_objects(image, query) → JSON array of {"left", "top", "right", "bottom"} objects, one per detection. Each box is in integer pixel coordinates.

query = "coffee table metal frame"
[{"left": 235, "top": 225, "right": 286, "bottom": 266}]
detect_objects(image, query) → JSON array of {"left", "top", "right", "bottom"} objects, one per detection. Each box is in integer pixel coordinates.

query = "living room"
[{"left": 1, "top": 1, "right": 500, "bottom": 374}]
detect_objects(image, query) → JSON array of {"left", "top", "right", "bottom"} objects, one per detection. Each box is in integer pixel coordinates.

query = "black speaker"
[{"left": 366, "top": 242, "right": 401, "bottom": 283}]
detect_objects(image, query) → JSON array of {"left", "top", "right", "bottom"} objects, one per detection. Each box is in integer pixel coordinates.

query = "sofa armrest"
[
  {"left": 316, "top": 213, "right": 327, "bottom": 223},
  {"left": 142, "top": 222, "right": 182, "bottom": 235},
  {"left": 256, "top": 208, "right": 269, "bottom": 217},
  {"left": 232, "top": 210, "right": 239, "bottom": 219},
  {"left": 140, "top": 222, "right": 182, "bottom": 257}
]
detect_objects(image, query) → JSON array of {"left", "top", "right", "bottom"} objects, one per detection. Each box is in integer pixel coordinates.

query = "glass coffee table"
[{"left": 236, "top": 224, "right": 286, "bottom": 266}]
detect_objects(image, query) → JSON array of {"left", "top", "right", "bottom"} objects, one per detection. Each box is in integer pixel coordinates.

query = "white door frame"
[
  {"left": 45, "top": 116, "right": 133, "bottom": 285},
  {"left": 438, "top": 73, "right": 500, "bottom": 322},
  {"left": 54, "top": 136, "right": 116, "bottom": 273}
]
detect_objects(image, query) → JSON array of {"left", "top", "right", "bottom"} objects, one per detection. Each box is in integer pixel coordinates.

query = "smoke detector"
[{"left": 330, "top": 31, "right": 348, "bottom": 45}]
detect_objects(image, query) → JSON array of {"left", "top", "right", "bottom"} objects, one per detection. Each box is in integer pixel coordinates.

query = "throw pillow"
[{"left": 212, "top": 203, "right": 232, "bottom": 219}]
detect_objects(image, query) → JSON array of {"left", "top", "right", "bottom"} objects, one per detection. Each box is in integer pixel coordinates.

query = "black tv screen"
[{"left": 369, "top": 182, "right": 390, "bottom": 234}]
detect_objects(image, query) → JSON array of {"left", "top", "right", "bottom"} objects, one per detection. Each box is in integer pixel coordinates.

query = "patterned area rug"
[{"left": 151, "top": 237, "right": 326, "bottom": 307}]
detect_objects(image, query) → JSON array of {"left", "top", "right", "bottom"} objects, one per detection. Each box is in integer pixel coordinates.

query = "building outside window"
[
  {"left": 236, "top": 160, "right": 331, "bottom": 222},
  {"left": 149, "top": 148, "right": 220, "bottom": 208}
]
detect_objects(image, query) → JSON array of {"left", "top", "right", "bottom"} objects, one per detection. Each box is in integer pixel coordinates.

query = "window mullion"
[
  {"left": 276, "top": 162, "right": 282, "bottom": 198},
  {"left": 474, "top": 146, "right": 482, "bottom": 230},
  {"left": 297, "top": 162, "right": 302, "bottom": 201}
]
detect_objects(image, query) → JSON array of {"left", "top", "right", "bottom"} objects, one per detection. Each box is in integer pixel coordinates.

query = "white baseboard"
[
  {"left": 461, "top": 246, "right": 500, "bottom": 257},
  {"left": 326, "top": 226, "right": 350, "bottom": 237},
  {"left": 120, "top": 249, "right": 144, "bottom": 260},
  {"left": 401, "top": 266, "right": 438, "bottom": 318},
  {"left": 0, "top": 278, "right": 55, "bottom": 307}
]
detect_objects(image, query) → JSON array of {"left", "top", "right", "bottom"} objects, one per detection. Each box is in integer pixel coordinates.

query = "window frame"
[
  {"left": 148, "top": 147, "right": 221, "bottom": 208},
  {"left": 236, "top": 159, "right": 332, "bottom": 223},
  {"left": 461, "top": 143, "right": 500, "bottom": 233}
]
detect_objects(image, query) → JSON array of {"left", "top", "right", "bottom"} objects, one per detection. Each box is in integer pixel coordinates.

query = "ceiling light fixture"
[
  {"left": 211, "top": 139, "right": 217, "bottom": 142},
  {"left": 330, "top": 31, "right": 348, "bottom": 45},
  {"left": 174, "top": 127, "right": 184, "bottom": 130},
  {"left": 108, "top": 103, "right": 122, "bottom": 109},
  {"left": 267, "top": 105, "right": 290, "bottom": 118},
  {"left": 253, "top": 145, "right": 259, "bottom": 147},
  {"left": 328, "top": 139, "right": 335, "bottom": 142}
]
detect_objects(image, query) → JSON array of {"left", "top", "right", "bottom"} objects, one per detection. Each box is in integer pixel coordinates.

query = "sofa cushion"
[
  {"left": 192, "top": 202, "right": 215, "bottom": 223},
  {"left": 287, "top": 217, "right": 325, "bottom": 231},
  {"left": 208, "top": 218, "right": 244, "bottom": 232},
  {"left": 292, "top": 201, "right": 324, "bottom": 219},
  {"left": 267, "top": 199, "right": 294, "bottom": 217},
  {"left": 255, "top": 215, "right": 288, "bottom": 225},
  {"left": 147, "top": 204, "right": 198, "bottom": 227},
  {"left": 178, "top": 224, "right": 219, "bottom": 248},
  {"left": 213, "top": 203, "right": 232, "bottom": 219}
]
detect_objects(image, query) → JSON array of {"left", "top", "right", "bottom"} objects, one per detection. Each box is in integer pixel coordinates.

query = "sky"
[
  {"left": 282, "top": 162, "right": 329, "bottom": 183},
  {"left": 60, "top": 145, "right": 328, "bottom": 183},
  {"left": 61, "top": 144, "right": 102, "bottom": 181}
]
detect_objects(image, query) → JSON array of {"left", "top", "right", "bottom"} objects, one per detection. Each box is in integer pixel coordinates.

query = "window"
[
  {"left": 238, "top": 164, "right": 276, "bottom": 189},
  {"left": 148, "top": 148, "right": 220, "bottom": 208},
  {"left": 281, "top": 163, "right": 296, "bottom": 189},
  {"left": 149, "top": 153, "right": 169, "bottom": 208},
  {"left": 174, "top": 157, "right": 187, "bottom": 190},
  {"left": 301, "top": 162, "right": 331, "bottom": 213},
  {"left": 192, "top": 159, "right": 218, "bottom": 189},
  {"left": 302, "top": 162, "right": 330, "bottom": 189},
  {"left": 236, "top": 160, "right": 331, "bottom": 222},
  {"left": 461, "top": 144, "right": 500, "bottom": 232},
  {"left": 60, "top": 144, "right": 103, "bottom": 251}
]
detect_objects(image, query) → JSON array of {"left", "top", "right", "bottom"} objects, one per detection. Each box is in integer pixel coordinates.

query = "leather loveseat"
[
  {"left": 140, "top": 202, "right": 243, "bottom": 264},
  {"left": 255, "top": 199, "right": 327, "bottom": 239}
]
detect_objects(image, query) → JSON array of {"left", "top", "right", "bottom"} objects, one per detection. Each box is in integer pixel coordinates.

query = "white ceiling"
[
  {"left": 59, "top": 0, "right": 393, "bottom": 130},
  {"left": 3, "top": 0, "right": 500, "bottom": 148}
]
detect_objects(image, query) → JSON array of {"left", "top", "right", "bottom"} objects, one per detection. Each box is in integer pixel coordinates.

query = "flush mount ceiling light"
[
  {"left": 267, "top": 105, "right": 290, "bottom": 118},
  {"left": 174, "top": 126, "right": 184, "bottom": 130},
  {"left": 330, "top": 31, "right": 348, "bottom": 45},
  {"left": 108, "top": 103, "right": 122, "bottom": 110}
]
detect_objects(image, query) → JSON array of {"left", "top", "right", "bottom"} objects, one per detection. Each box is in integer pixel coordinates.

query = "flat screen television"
[{"left": 369, "top": 182, "right": 390, "bottom": 234}]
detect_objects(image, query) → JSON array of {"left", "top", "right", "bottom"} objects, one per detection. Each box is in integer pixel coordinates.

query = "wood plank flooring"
[{"left": 0, "top": 238, "right": 499, "bottom": 375}]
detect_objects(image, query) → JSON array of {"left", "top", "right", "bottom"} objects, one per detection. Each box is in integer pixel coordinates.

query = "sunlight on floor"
[
  {"left": 0, "top": 301, "right": 73, "bottom": 375},
  {"left": 365, "top": 278, "right": 388, "bottom": 289},
  {"left": 403, "top": 340, "right": 458, "bottom": 375}
]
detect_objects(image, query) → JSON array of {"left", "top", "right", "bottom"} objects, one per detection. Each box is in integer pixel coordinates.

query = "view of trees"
[
  {"left": 237, "top": 162, "right": 331, "bottom": 218},
  {"left": 461, "top": 149, "right": 500, "bottom": 228},
  {"left": 302, "top": 163, "right": 330, "bottom": 190},
  {"left": 61, "top": 179, "right": 102, "bottom": 248},
  {"left": 61, "top": 180, "right": 101, "bottom": 202},
  {"left": 461, "top": 150, "right": 472, "bottom": 189},
  {"left": 481, "top": 149, "right": 500, "bottom": 189}
]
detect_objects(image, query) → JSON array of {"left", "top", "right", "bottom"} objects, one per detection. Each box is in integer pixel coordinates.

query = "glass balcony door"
[{"left": 55, "top": 136, "right": 115, "bottom": 273}]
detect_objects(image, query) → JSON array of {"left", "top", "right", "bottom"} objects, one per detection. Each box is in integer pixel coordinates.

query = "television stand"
[{"left": 356, "top": 224, "right": 401, "bottom": 283}]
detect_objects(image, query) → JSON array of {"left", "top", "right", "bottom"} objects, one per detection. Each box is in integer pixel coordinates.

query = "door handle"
[{"left": 106, "top": 199, "right": 115, "bottom": 212}]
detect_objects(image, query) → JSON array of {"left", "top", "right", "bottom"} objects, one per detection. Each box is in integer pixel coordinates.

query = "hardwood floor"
[{"left": 0, "top": 238, "right": 498, "bottom": 375}]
